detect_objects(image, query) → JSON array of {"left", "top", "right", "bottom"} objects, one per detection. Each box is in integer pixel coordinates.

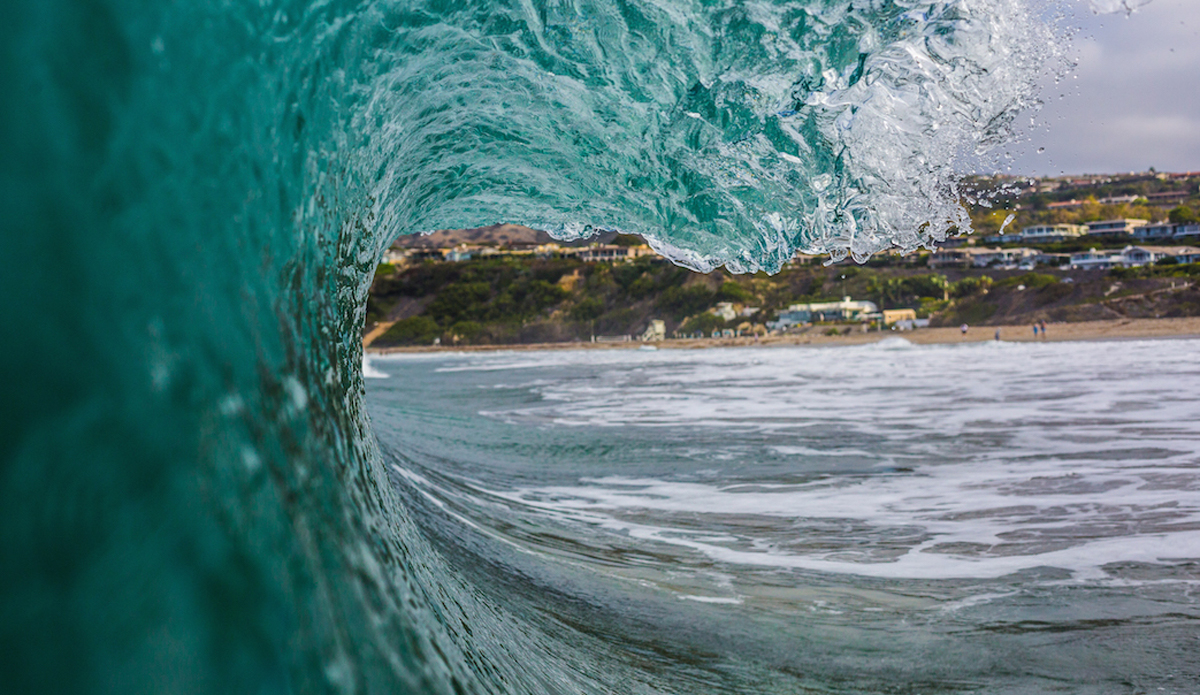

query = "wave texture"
[{"left": 0, "top": 0, "right": 1098, "bottom": 693}]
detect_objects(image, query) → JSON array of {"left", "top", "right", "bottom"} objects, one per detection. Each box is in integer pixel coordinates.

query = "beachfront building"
[
  {"left": 793, "top": 297, "right": 878, "bottom": 322},
  {"left": 882, "top": 309, "right": 917, "bottom": 325},
  {"left": 1019, "top": 224, "right": 1086, "bottom": 243},
  {"left": 1086, "top": 219, "right": 1148, "bottom": 238},
  {"left": 640, "top": 320, "right": 666, "bottom": 342}
]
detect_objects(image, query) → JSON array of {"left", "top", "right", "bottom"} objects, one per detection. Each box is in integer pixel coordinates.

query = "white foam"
[
  {"left": 362, "top": 356, "right": 390, "bottom": 379},
  {"left": 450, "top": 339, "right": 1200, "bottom": 581}
]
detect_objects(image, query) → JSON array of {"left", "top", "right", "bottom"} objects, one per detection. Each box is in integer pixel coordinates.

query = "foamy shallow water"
[{"left": 368, "top": 338, "right": 1200, "bottom": 692}]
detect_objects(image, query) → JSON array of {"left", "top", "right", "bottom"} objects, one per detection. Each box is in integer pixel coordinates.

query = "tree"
[{"left": 1169, "top": 206, "right": 1197, "bottom": 225}]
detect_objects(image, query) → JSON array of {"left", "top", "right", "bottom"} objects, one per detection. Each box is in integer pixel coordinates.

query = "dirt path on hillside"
[{"left": 362, "top": 296, "right": 433, "bottom": 347}]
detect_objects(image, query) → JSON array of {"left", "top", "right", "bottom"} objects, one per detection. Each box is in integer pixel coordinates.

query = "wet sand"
[{"left": 367, "top": 317, "right": 1200, "bottom": 354}]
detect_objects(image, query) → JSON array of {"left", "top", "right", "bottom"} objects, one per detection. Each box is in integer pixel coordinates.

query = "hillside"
[{"left": 364, "top": 253, "right": 1200, "bottom": 347}]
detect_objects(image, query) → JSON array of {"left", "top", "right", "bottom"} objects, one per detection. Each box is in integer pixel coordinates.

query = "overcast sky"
[{"left": 999, "top": 0, "right": 1200, "bottom": 176}]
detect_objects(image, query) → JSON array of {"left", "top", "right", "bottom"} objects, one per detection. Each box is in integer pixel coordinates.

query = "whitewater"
[
  {"left": 3, "top": 0, "right": 1193, "bottom": 693},
  {"left": 370, "top": 339, "right": 1200, "bottom": 691}
]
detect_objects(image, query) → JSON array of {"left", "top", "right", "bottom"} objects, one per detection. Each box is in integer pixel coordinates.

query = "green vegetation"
[
  {"left": 966, "top": 172, "right": 1200, "bottom": 240},
  {"left": 368, "top": 252, "right": 1200, "bottom": 346},
  {"left": 366, "top": 172, "right": 1200, "bottom": 346}
]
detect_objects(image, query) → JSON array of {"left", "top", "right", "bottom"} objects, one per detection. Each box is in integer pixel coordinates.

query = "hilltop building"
[
  {"left": 1086, "top": 219, "right": 1147, "bottom": 238},
  {"left": 1070, "top": 245, "right": 1200, "bottom": 270},
  {"left": 577, "top": 244, "right": 656, "bottom": 263},
  {"left": 1021, "top": 224, "right": 1086, "bottom": 242}
]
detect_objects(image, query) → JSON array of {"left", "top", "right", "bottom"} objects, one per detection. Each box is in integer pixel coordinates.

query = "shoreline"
[{"left": 366, "top": 317, "right": 1200, "bottom": 354}]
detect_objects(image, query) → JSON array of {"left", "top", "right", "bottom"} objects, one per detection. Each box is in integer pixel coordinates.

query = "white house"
[
  {"left": 971, "top": 247, "right": 1038, "bottom": 267},
  {"left": 1175, "top": 224, "right": 1200, "bottom": 241},
  {"left": 1069, "top": 248, "right": 1123, "bottom": 270},
  {"left": 1086, "top": 219, "right": 1148, "bottom": 237},
  {"left": 767, "top": 297, "right": 879, "bottom": 330},
  {"left": 1122, "top": 245, "right": 1200, "bottom": 266},
  {"left": 1133, "top": 222, "right": 1175, "bottom": 241},
  {"left": 640, "top": 320, "right": 666, "bottom": 342},
  {"left": 712, "top": 302, "right": 738, "bottom": 322},
  {"left": 1020, "top": 224, "right": 1086, "bottom": 243}
]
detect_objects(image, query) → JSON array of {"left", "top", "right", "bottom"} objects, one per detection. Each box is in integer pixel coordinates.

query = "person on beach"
[
  {"left": 1033, "top": 323, "right": 1039, "bottom": 338},
  {"left": 1039, "top": 319, "right": 1047, "bottom": 338},
  {"left": 995, "top": 329, "right": 1001, "bottom": 341},
  {"left": 961, "top": 323, "right": 969, "bottom": 336}
]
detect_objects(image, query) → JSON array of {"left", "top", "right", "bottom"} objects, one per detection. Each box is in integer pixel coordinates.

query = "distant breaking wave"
[{"left": 0, "top": 0, "right": 1143, "bottom": 693}]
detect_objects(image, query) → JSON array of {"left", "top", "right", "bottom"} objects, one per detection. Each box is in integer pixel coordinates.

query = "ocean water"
[
  {"left": 368, "top": 339, "right": 1200, "bottom": 693},
  {"left": 0, "top": 0, "right": 1177, "bottom": 693}
]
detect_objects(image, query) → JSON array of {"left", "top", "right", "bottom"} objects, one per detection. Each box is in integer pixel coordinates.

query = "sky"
[{"left": 1001, "top": 0, "right": 1200, "bottom": 176}]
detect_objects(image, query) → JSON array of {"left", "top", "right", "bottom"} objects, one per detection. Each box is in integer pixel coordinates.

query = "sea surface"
[{"left": 367, "top": 338, "right": 1200, "bottom": 693}]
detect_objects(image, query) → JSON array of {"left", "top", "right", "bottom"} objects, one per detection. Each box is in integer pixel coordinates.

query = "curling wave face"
[{"left": 0, "top": 0, "right": 1136, "bottom": 693}]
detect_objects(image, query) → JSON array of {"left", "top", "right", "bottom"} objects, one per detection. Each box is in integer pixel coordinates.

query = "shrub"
[
  {"left": 716, "top": 281, "right": 751, "bottom": 303},
  {"left": 951, "top": 276, "right": 993, "bottom": 298},
  {"left": 681, "top": 313, "right": 725, "bottom": 335},
  {"left": 657, "top": 285, "right": 716, "bottom": 319},
  {"left": 570, "top": 296, "right": 605, "bottom": 321},
  {"left": 998, "top": 272, "right": 1058, "bottom": 289},
  {"left": 378, "top": 316, "right": 441, "bottom": 346}
]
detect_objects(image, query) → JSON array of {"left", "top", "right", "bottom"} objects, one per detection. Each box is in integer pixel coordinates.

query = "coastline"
[{"left": 366, "top": 316, "right": 1200, "bottom": 354}]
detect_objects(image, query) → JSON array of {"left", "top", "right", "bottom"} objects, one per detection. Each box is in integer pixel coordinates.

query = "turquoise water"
[{"left": 0, "top": 1, "right": 1168, "bottom": 693}]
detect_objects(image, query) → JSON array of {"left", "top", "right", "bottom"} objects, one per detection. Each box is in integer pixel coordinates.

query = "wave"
[{"left": 0, "top": 0, "right": 1141, "bottom": 693}]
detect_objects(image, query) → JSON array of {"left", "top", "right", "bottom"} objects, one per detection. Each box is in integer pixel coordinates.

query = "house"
[
  {"left": 1020, "top": 224, "right": 1086, "bottom": 243},
  {"left": 578, "top": 244, "right": 657, "bottom": 263},
  {"left": 640, "top": 320, "right": 666, "bottom": 342},
  {"left": 1145, "top": 190, "right": 1189, "bottom": 206},
  {"left": 1086, "top": 219, "right": 1148, "bottom": 237},
  {"left": 381, "top": 248, "right": 410, "bottom": 265},
  {"left": 768, "top": 310, "right": 809, "bottom": 331},
  {"left": 1070, "top": 248, "right": 1123, "bottom": 270},
  {"left": 971, "top": 247, "right": 1038, "bottom": 267},
  {"left": 1032, "top": 251, "right": 1070, "bottom": 267},
  {"left": 883, "top": 309, "right": 917, "bottom": 325},
  {"left": 788, "top": 297, "right": 878, "bottom": 322},
  {"left": 1133, "top": 222, "right": 1175, "bottom": 241},
  {"left": 1175, "top": 224, "right": 1200, "bottom": 241},
  {"left": 712, "top": 302, "right": 738, "bottom": 322},
  {"left": 408, "top": 248, "right": 446, "bottom": 262},
  {"left": 928, "top": 248, "right": 974, "bottom": 268},
  {"left": 1122, "top": 245, "right": 1200, "bottom": 266},
  {"left": 445, "top": 246, "right": 476, "bottom": 262}
]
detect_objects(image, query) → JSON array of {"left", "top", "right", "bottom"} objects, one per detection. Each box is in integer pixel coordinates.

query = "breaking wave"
[{"left": 0, "top": 0, "right": 1149, "bottom": 693}]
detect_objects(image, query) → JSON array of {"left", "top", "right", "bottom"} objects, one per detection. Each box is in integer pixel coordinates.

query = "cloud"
[{"left": 1000, "top": 0, "right": 1200, "bottom": 175}]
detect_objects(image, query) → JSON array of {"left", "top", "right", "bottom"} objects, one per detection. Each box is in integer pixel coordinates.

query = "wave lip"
[{"left": 364, "top": 0, "right": 1062, "bottom": 270}]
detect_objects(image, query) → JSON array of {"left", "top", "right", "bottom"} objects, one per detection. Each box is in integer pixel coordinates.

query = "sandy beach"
[{"left": 367, "top": 316, "right": 1200, "bottom": 354}]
